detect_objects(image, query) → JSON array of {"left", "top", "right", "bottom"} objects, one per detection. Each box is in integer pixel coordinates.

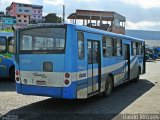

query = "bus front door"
[
  {"left": 87, "top": 40, "right": 101, "bottom": 95},
  {"left": 123, "top": 44, "right": 130, "bottom": 81}
]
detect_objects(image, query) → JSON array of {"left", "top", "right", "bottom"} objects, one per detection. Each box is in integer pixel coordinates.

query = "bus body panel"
[{"left": 0, "top": 55, "right": 14, "bottom": 77}]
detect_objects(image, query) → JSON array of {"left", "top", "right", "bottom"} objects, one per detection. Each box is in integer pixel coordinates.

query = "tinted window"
[
  {"left": 114, "top": 38, "right": 122, "bottom": 56},
  {"left": 77, "top": 31, "right": 84, "bottom": 59},
  {"left": 0, "top": 37, "right": 7, "bottom": 53},
  {"left": 102, "top": 36, "right": 114, "bottom": 57},
  {"left": 8, "top": 37, "right": 14, "bottom": 53},
  {"left": 20, "top": 27, "right": 66, "bottom": 54},
  {"left": 132, "top": 42, "right": 143, "bottom": 55}
]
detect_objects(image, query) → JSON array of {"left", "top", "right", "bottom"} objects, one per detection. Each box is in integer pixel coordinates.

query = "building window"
[
  {"left": 24, "top": 20, "right": 27, "bottom": 22},
  {"left": 17, "top": 15, "right": 20, "bottom": 17},
  {"left": 38, "top": 11, "right": 41, "bottom": 13},
  {"left": 19, "top": 9, "right": 22, "bottom": 12},
  {"left": 77, "top": 31, "right": 84, "bottom": 59},
  {"left": 24, "top": 10, "right": 29, "bottom": 12},
  {"left": 23, "top": 5, "right": 29, "bottom": 7},
  {"left": 19, "top": 20, "right": 21, "bottom": 22},
  {"left": 24, "top": 15, "right": 26, "bottom": 18},
  {"left": 13, "top": 20, "right": 16, "bottom": 23},
  {"left": 34, "top": 15, "right": 36, "bottom": 18},
  {"left": 38, "top": 16, "right": 40, "bottom": 18},
  {"left": 19, "top": 4, "right": 22, "bottom": 7}
]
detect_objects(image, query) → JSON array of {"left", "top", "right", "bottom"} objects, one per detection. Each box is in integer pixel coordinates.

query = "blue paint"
[
  {"left": 15, "top": 23, "right": 145, "bottom": 99},
  {"left": 17, "top": 83, "right": 63, "bottom": 98}
]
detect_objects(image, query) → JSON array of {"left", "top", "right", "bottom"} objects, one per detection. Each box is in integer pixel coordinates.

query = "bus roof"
[
  {"left": 74, "top": 24, "right": 144, "bottom": 42},
  {"left": 18, "top": 23, "right": 144, "bottom": 42}
]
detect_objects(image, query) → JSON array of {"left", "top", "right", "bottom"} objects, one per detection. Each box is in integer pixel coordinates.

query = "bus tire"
[
  {"left": 133, "top": 68, "right": 140, "bottom": 82},
  {"left": 10, "top": 67, "right": 15, "bottom": 81},
  {"left": 103, "top": 76, "right": 113, "bottom": 97}
]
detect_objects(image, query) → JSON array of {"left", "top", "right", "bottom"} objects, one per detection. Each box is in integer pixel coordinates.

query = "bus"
[
  {"left": 0, "top": 32, "right": 15, "bottom": 81},
  {"left": 153, "top": 47, "right": 160, "bottom": 59},
  {"left": 14, "top": 23, "right": 145, "bottom": 99}
]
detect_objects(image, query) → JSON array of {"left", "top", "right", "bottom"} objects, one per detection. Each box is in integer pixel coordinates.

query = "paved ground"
[{"left": 0, "top": 62, "right": 160, "bottom": 120}]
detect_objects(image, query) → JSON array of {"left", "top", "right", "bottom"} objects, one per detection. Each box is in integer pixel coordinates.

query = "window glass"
[
  {"left": 0, "top": 37, "right": 7, "bottom": 53},
  {"left": 132, "top": 42, "right": 143, "bottom": 55},
  {"left": 21, "top": 35, "right": 32, "bottom": 50},
  {"left": 8, "top": 37, "right": 14, "bottom": 53},
  {"left": 93, "top": 42, "right": 98, "bottom": 63},
  {"left": 78, "top": 31, "right": 84, "bottom": 59},
  {"left": 102, "top": 36, "right": 113, "bottom": 57},
  {"left": 137, "top": 42, "right": 142, "bottom": 55},
  {"left": 102, "top": 36, "right": 107, "bottom": 56},
  {"left": 132, "top": 42, "right": 137, "bottom": 55},
  {"left": 20, "top": 27, "right": 65, "bottom": 53},
  {"left": 87, "top": 41, "right": 92, "bottom": 64},
  {"left": 115, "top": 38, "right": 122, "bottom": 56}
]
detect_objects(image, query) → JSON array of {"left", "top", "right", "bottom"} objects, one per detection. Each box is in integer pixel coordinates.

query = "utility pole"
[{"left": 63, "top": 5, "right": 65, "bottom": 23}]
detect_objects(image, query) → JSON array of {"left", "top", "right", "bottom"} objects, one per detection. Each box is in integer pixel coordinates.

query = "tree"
[{"left": 45, "top": 13, "right": 62, "bottom": 23}]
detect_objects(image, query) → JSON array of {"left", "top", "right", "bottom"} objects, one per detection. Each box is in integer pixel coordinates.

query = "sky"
[{"left": 0, "top": 0, "right": 160, "bottom": 31}]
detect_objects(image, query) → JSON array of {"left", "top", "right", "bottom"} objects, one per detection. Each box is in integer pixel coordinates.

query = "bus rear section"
[{"left": 16, "top": 25, "right": 77, "bottom": 99}]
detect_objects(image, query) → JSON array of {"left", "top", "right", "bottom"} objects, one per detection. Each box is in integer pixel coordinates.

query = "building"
[
  {"left": 68, "top": 9, "right": 126, "bottom": 34},
  {"left": 0, "top": 11, "right": 4, "bottom": 17},
  {"left": 6, "top": 2, "right": 43, "bottom": 26},
  {"left": 0, "top": 16, "right": 16, "bottom": 29},
  {"left": 126, "top": 30, "right": 160, "bottom": 47},
  {"left": 6, "top": 7, "right": 10, "bottom": 16},
  {"left": 30, "top": 5, "right": 43, "bottom": 23}
]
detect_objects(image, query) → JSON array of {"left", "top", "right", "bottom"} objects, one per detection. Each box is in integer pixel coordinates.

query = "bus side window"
[
  {"left": 132, "top": 42, "right": 137, "bottom": 55},
  {"left": 8, "top": 37, "right": 14, "bottom": 53},
  {"left": 77, "top": 31, "right": 84, "bottom": 59},
  {"left": 132, "top": 41, "right": 143, "bottom": 55},
  {"left": 102, "top": 36, "right": 107, "bottom": 56},
  {"left": 0, "top": 37, "right": 7, "bottom": 53},
  {"left": 102, "top": 36, "right": 113, "bottom": 57},
  {"left": 115, "top": 38, "right": 122, "bottom": 56},
  {"left": 137, "top": 42, "right": 142, "bottom": 55}
]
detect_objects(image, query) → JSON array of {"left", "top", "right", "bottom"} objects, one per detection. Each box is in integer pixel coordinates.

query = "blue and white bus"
[
  {"left": 0, "top": 32, "right": 15, "bottom": 81},
  {"left": 153, "top": 47, "right": 160, "bottom": 59},
  {"left": 15, "top": 23, "right": 145, "bottom": 99}
]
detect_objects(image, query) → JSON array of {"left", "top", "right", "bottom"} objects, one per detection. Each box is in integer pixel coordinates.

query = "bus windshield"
[
  {"left": 20, "top": 27, "right": 66, "bottom": 54},
  {"left": 0, "top": 37, "right": 7, "bottom": 53}
]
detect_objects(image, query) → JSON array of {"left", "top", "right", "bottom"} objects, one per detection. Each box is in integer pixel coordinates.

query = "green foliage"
[
  {"left": 45, "top": 13, "right": 62, "bottom": 23},
  {"left": 0, "top": 28, "right": 13, "bottom": 32}
]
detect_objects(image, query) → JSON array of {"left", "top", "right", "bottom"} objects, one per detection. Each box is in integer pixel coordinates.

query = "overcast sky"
[{"left": 0, "top": 0, "right": 160, "bottom": 31}]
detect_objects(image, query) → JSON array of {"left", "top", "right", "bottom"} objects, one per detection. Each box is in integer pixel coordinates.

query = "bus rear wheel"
[
  {"left": 10, "top": 68, "right": 15, "bottom": 81},
  {"left": 103, "top": 76, "right": 113, "bottom": 97},
  {"left": 133, "top": 68, "right": 140, "bottom": 82}
]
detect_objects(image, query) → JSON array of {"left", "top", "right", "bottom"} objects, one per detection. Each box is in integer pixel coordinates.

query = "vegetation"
[
  {"left": 0, "top": 28, "right": 13, "bottom": 32},
  {"left": 45, "top": 13, "right": 62, "bottom": 23}
]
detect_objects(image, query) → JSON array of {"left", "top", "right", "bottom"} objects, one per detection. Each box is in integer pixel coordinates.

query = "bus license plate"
[{"left": 36, "top": 81, "right": 46, "bottom": 85}]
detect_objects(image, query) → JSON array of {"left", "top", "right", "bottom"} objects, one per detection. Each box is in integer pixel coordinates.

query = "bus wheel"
[
  {"left": 133, "top": 68, "right": 140, "bottom": 82},
  {"left": 10, "top": 68, "right": 15, "bottom": 81},
  {"left": 103, "top": 76, "right": 113, "bottom": 97}
]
